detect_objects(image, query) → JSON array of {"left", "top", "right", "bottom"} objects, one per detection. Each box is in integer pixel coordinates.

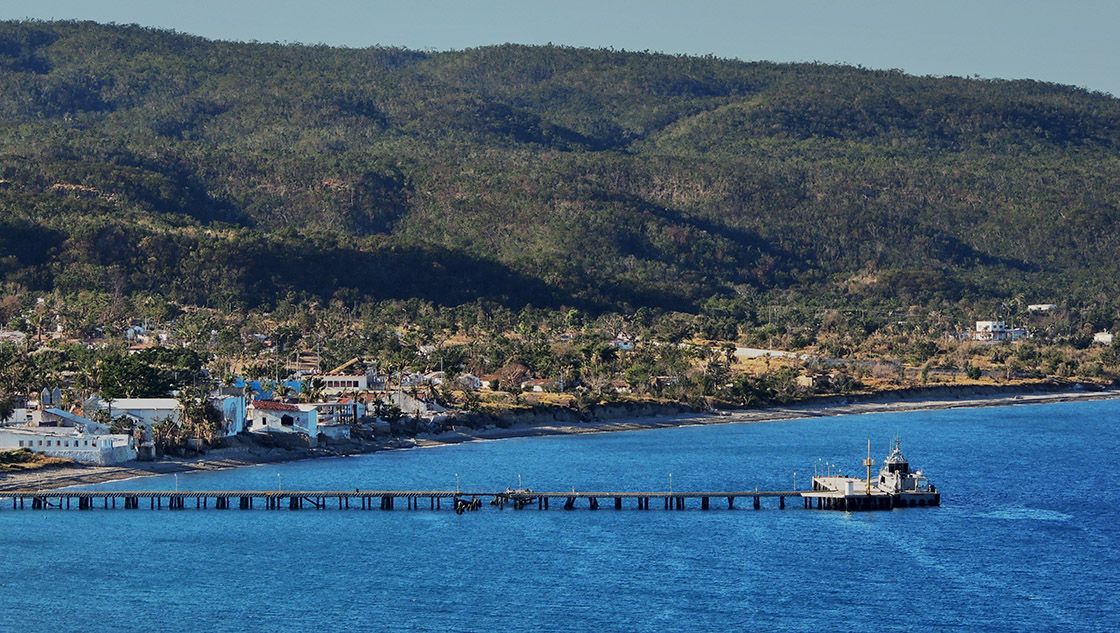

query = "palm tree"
[
  {"left": 299, "top": 377, "right": 325, "bottom": 403},
  {"left": 177, "top": 386, "right": 214, "bottom": 446}
]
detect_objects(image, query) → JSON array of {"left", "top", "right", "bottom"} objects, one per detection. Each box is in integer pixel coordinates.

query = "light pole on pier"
[
  {"left": 277, "top": 473, "right": 282, "bottom": 491},
  {"left": 668, "top": 473, "right": 673, "bottom": 494}
]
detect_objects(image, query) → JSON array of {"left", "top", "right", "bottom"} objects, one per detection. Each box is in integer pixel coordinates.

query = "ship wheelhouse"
[{"left": 876, "top": 438, "right": 934, "bottom": 494}]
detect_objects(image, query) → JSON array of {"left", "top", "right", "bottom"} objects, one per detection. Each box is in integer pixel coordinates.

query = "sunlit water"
[{"left": 2, "top": 399, "right": 1118, "bottom": 632}]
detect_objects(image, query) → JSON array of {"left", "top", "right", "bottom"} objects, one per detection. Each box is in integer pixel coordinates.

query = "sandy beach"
[{"left": 2, "top": 384, "right": 1117, "bottom": 491}]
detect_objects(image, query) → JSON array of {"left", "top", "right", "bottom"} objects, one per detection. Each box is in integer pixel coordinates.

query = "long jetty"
[{"left": 0, "top": 489, "right": 839, "bottom": 512}]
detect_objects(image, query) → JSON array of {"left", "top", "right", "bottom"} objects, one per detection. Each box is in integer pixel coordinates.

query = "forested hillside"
[{"left": 2, "top": 20, "right": 1119, "bottom": 314}]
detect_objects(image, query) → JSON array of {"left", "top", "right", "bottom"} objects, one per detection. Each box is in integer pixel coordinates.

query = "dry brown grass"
[{"left": 0, "top": 449, "right": 73, "bottom": 472}]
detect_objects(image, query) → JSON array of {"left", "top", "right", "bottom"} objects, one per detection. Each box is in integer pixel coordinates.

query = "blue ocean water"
[{"left": 2, "top": 399, "right": 1119, "bottom": 632}]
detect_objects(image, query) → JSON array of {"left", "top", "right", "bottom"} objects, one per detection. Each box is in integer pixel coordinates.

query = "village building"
[
  {"left": 521, "top": 378, "right": 558, "bottom": 393},
  {"left": 305, "top": 400, "right": 364, "bottom": 441},
  {"left": 309, "top": 400, "right": 366, "bottom": 424},
  {"left": 610, "top": 334, "right": 635, "bottom": 351},
  {"left": 317, "top": 373, "right": 369, "bottom": 394},
  {"left": 209, "top": 393, "right": 247, "bottom": 436},
  {"left": 1027, "top": 304, "right": 1057, "bottom": 312},
  {"left": 973, "top": 321, "right": 1027, "bottom": 342},
  {"left": 0, "top": 426, "right": 136, "bottom": 465},
  {"left": 86, "top": 397, "right": 180, "bottom": 426},
  {"left": 1093, "top": 331, "right": 1114, "bottom": 346},
  {"left": 457, "top": 373, "right": 483, "bottom": 391},
  {"left": 400, "top": 372, "right": 428, "bottom": 388},
  {"left": 85, "top": 394, "right": 246, "bottom": 437},
  {"left": 384, "top": 391, "right": 447, "bottom": 417},
  {"left": 246, "top": 400, "right": 318, "bottom": 445},
  {"left": 39, "top": 408, "right": 112, "bottom": 433},
  {"left": 796, "top": 373, "right": 832, "bottom": 391}
]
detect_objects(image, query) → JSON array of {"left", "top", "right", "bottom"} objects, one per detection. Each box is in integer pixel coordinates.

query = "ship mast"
[{"left": 862, "top": 438, "right": 875, "bottom": 495}]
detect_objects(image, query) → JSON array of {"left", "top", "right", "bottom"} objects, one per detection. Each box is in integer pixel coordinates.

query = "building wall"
[
  {"left": 211, "top": 396, "right": 246, "bottom": 436},
  {"left": 248, "top": 408, "right": 318, "bottom": 438},
  {"left": 319, "top": 374, "right": 368, "bottom": 394},
  {"left": 0, "top": 429, "right": 136, "bottom": 465}
]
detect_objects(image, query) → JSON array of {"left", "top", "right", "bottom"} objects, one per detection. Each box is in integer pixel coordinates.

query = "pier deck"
[
  {"left": 0, "top": 489, "right": 806, "bottom": 511},
  {"left": 0, "top": 486, "right": 936, "bottom": 512}
]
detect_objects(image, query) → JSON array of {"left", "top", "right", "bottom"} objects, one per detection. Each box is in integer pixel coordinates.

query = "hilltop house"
[
  {"left": 520, "top": 378, "right": 558, "bottom": 393},
  {"left": 610, "top": 334, "right": 635, "bottom": 351},
  {"left": 457, "top": 373, "right": 483, "bottom": 391},
  {"left": 973, "top": 321, "right": 1027, "bottom": 342}
]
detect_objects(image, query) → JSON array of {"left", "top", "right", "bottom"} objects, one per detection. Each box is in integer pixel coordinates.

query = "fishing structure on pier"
[{"left": 0, "top": 439, "right": 939, "bottom": 514}]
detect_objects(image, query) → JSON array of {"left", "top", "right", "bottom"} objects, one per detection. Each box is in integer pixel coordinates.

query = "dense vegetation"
[{"left": 1, "top": 20, "right": 1120, "bottom": 319}]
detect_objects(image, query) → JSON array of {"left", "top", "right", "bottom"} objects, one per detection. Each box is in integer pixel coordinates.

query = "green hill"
[{"left": 2, "top": 20, "right": 1119, "bottom": 314}]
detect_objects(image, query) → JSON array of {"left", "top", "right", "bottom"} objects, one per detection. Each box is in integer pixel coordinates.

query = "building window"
[
  {"left": 18, "top": 441, "right": 23, "bottom": 447},
  {"left": 46, "top": 441, "right": 51, "bottom": 446},
  {"left": 38, "top": 440, "right": 43, "bottom": 446}
]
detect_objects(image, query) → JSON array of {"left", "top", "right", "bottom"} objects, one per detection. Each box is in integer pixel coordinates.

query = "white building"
[
  {"left": 85, "top": 394, "right": 245, "bottom": 437},
  {"left": 1093, "top": 331, "right": 1114, "bottom": 346},
  {"left": 86, "top": 397, "right": 180, "bottom": 426},
  {"left": 317, "top": 373, "right": 369, "bottom": 394},
  {"left": 1028, "top": 304, "right": 1057, "bottom": 312},
  {"left": 457, "top": 373, "right": 482, "bottom": 391},
  {"left": 247, "top": 400, "right": 318, "bottom": 444},
  {"left": 974, "top": 321, "right": 1027, "bottom": 342},
  {"left": 384, "top": 391, "right": 446, "bottom": 417},
  {"left": 0, "top": 427, "right": 136, "bottom": 465},
  {"left": 610, "top": 335, "right": 635, "bottom": 351},
  {"left": 309, "top": 401, "right": 366, "bottom": 424},
  {"left": 400, "top": 372, "right": 428, "bottom": 388}
]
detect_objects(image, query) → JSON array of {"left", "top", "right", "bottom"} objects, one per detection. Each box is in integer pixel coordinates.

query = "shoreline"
[{"left": 2, "top": 384, "right": 1117, "bottom": 491}]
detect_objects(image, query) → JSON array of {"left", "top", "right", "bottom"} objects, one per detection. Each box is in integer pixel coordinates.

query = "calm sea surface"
[{"left": 2, "top": 399, "right": 1118, "bottom": 632}]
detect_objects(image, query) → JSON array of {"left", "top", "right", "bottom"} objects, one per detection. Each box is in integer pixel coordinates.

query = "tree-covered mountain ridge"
[{"left": 1, "top": 20, "right": 1119, "bottom": 313}]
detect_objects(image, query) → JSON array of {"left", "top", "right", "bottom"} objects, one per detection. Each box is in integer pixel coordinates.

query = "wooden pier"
[
  {"left": 0, "top": 486, "right": 940, "bottom": 513},
  {"left": 0, "top": 489, "right": 817, "bottom": 513}
]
